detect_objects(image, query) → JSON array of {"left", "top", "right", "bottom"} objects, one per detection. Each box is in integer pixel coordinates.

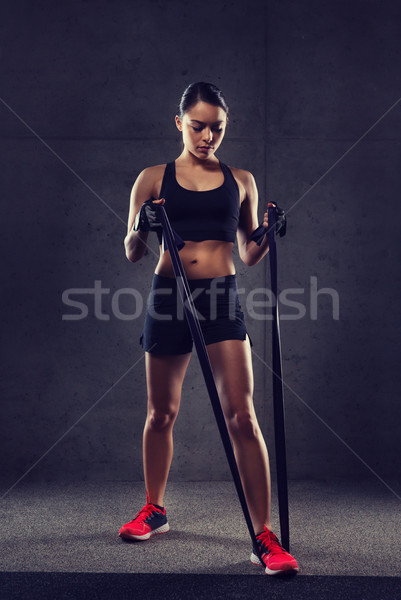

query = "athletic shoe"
[
  {"left": 119, "top": 492, "right": 169, "bottom": 541},
  {"left": 250, "top": 525, "right": 299, "bottom": 575}
]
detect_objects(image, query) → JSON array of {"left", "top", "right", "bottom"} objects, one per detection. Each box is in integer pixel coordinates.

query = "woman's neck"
[{"left": 177, "top": 149, "right": 219, "bottom": 168}]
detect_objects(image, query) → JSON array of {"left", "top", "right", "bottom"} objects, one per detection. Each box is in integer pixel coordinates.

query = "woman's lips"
[{"left": 198, "top": 146, "right": 212, "bottom": 153}]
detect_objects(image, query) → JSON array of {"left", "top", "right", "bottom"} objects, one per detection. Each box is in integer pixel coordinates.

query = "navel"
[{"left": 191, "top": 259, "right": 198, "bottom": 264}]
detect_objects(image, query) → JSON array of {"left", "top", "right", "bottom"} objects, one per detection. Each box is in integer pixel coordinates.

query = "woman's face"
[{"left": 175, "top": 101, "right": 227, "bottom": 160}]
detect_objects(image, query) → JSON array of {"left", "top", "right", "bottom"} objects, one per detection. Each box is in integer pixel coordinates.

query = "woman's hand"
[
  {"left": 133, "top": 198, "right": 166, "bottom": 232},
  {"left": 262, "top": 202, "right": 287, "bottom": 237},
  {"left": 262, "top": 202, "right": 277, "bottom": 228}
]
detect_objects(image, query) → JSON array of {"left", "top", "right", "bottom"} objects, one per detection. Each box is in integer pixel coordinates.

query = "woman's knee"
[
  {"left": 146, "top": 406, "right": 178, "bottom": 432},
  {"left": 227, "top": 407, "right": 260, "bottom": 442}
]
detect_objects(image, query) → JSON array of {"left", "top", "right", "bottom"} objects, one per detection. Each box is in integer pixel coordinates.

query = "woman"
[{"left": 121, "top": 82, "right": 299, "bottom": 576}]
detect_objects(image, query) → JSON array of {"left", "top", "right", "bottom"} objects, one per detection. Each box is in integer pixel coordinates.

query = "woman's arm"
[
  {"left": 236, "top": 170, "right": 270, "bottom": 267},
  {"left": 124, "top": 167, "right": 161, "bottom": 263}
]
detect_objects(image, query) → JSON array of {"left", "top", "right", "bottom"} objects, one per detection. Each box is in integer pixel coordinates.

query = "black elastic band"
[
  {"left": 159, "top": 206, "right": 266, "bottom": 566},
  {"left": 266, "top": 206, "right": 290, "bottom": 552},
  {"left": 248, "top": 208, "right": 291, "bottom": 551}
]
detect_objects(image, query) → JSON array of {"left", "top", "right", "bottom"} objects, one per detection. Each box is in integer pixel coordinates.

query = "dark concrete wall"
[{"left": 1, "top": 0, "right": 400, "bottom": 491}]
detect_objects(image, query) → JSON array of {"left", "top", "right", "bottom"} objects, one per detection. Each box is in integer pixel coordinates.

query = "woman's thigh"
[
  {"left": 206, "top": 335, "right": 255, "bottom": 419},
  {"left": 145, "top": 351, "right": 192, "bottom": 414}
]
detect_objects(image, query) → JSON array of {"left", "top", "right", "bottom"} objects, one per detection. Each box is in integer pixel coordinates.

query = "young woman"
[{"left": 121, "top": 82, "right": 299, "bottom": 576}]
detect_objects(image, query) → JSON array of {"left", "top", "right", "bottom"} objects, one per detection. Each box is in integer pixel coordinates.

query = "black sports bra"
[{"left": 155, "top": 160, "right": 240, "bottom": 244}]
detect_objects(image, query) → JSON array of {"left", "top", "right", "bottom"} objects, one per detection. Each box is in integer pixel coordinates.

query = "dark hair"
[{"left": 177, "top": 82, "right": 229, "bottom": 119}]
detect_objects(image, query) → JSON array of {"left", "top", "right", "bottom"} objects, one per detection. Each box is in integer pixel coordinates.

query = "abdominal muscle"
[{"left": 154, "top": 239, "right": 236, "bottom": 280}]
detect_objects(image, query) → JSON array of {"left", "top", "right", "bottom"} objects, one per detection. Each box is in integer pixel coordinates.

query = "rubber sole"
[
  {"left": 250, "top": 552, "right": 299, "bottom": 576},
  {"left": 119, "top": 522, "right": 170, "bottom": 541}
]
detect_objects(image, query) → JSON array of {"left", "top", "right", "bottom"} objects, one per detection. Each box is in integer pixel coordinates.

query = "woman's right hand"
[
  {"left": 125, "top": 167, "right": 165, "bottom": 262},
  {"left": 133, "top": 198, "right": 165, "bottom": 232}
]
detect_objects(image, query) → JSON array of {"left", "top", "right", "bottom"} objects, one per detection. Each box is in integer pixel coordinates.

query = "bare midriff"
[{"left": 154, "top": 239, "right": 236, "bottom": 280}]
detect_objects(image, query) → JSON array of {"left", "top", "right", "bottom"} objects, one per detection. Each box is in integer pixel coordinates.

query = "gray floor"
[{"left": 1, "top": 479, "right": 400, "bottom": 576}]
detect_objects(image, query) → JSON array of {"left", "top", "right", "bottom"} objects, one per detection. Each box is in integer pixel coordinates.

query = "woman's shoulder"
[
  {"left": 135, "top": 163, "right": 169, "bottom": 198},
  {"left": 225, "top": 164, "right": 254, "bottom": 182},
  {"left": 139, "top": 163, "right": 168, "bottom": 180},
  {"left": 225, "top": 165, "right": 256, "bottom": 200}
]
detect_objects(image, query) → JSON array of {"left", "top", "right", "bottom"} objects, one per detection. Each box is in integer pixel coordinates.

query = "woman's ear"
[{"left": 175, "top": 115, "right": 183, "bottom": 132}]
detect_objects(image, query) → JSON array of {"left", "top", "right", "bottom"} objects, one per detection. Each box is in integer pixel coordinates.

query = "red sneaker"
[
  {"left": 250, "top": 526, "right": 299, "bottom": 575},
  {"left": 119, "top": 492, "right": 169, "bottom": 541}
]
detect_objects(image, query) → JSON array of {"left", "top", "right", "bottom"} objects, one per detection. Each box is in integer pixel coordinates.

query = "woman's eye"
[{"left": 191, "top": 126, "right": 223, "bottom": 133}]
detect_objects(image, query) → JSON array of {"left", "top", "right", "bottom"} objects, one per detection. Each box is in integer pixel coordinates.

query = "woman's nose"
[{"left": 203, "top": 128, "right": 213, "bottom": 143}]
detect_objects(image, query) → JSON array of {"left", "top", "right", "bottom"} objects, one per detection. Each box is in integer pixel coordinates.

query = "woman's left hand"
[
  {"left": 262, "top": 202, "right": 278, "bottom": 228},
  {"left": 262, "top": 202, "right": 287, "bottom": 237}
]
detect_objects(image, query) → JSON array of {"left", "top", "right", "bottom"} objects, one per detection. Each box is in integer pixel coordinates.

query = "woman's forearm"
[
  {"left": 124, "top": 228, "right": 149, "bottom": 262},
  {"left": 243, "top": 231, "right": 270, "bottom": 266}
]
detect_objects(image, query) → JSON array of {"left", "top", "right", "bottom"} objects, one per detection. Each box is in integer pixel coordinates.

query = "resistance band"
[
  {"left": 158, "top": 205, "right": 265, "bottom": 566},
  {"left": 249, "top": 206, "right": 290, "bottom": 551},
  {"left": 138, "top": 200, "right": 290, "bottom": 555}
]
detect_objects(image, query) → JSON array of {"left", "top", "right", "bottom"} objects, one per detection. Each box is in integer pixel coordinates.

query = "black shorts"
[{"left": 140, "top": 273, "right": 253, "bottom": 355}]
